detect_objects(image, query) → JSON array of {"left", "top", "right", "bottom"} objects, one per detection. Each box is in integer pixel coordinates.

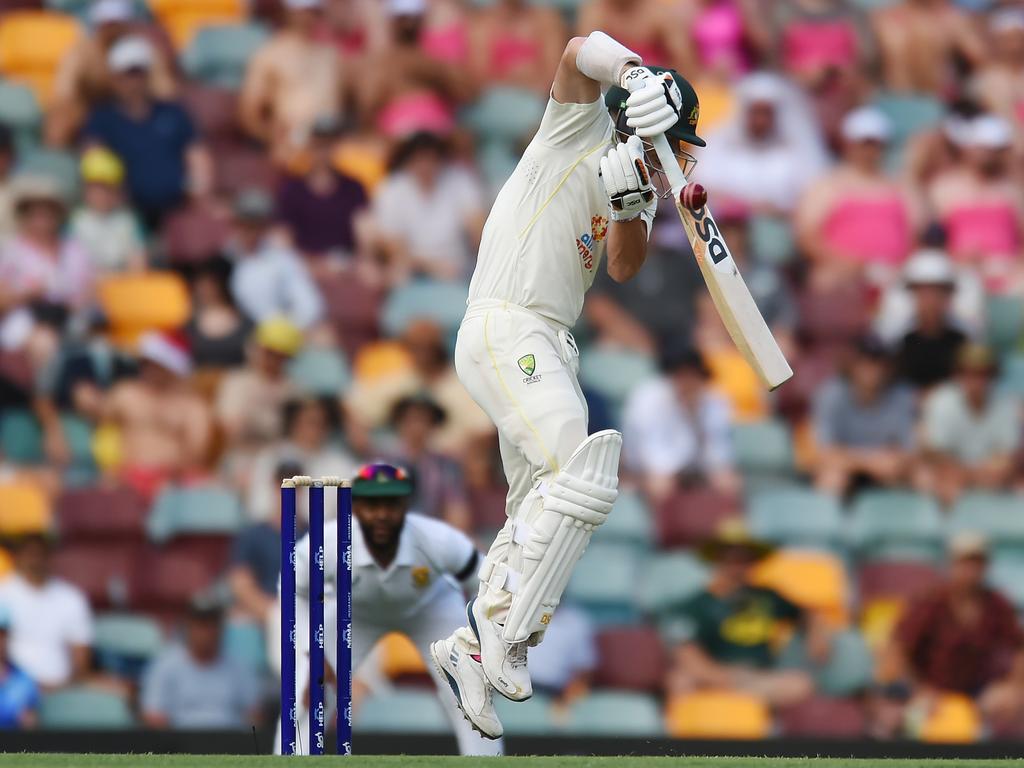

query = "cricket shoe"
[
  {"left": 430, "top": 636, "right": 504, "bottom": 740},
  {"left": 469, "top": 597, "right": 532, "bottom": 702}
]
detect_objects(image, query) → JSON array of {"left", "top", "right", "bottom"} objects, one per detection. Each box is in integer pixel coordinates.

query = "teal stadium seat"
[
  {"left": 565, "top": 692, "right": 663, "bottom": 736},
  {"left": 381, "top": 280, "right": 469, "bottom": 343},
  {"left": 17, "top": 149, "right": 80, "bottom": 200},
  {"left": 637, "top": 551, "right": 708, "bottom": 616},
  {"left": 592, "top": 488, "right": 652, "bottom": 551},
  {"left": 287, "top": 346, "right": 351, "bottom": 396},
  {"left": 949, "top": 492, "right": 1024, "bottom": 559},
  {"left": 566, "top": 543, "right": 640, "bottom": 626},
  {"left": 849, "top": 490, "right": 944, "bottom": 562},
  {"left": 872, "top": 93, "right": 943, "bottom": 170},
  {"left": 747, "top": 486, "right": 843, "bottom": 551},
  {"left": 780, "top": 629, "right": 874, "bottom": 697},
  {"left": 222, "top": 620, "right": 268, "bottom": 673},
  {"left": 476, "top": 140, "right": 519, "bottom": 197},
  {"left": 493, "top": 692, "right": 555, "bottom": 734},
  {"left": 93, "top": 612, "right": 163, "bottom": 678},
  {"left": 181, "top": 23, "right": 269, "bottom": 90},
  {"left": 579, "top": 347, "right": 656, "bottom": 408},
  {"left": 0, "top": 408, "right": 43, "bottom": 463},
  {"left": 732, "top": 419, "right": 795, "bottom": 479},
  {"left": 999, "top": 354, "right": 1024, "bottom": 396},
  {"left": 986, "top": 295, "right": 1023, "bottom": 358},
  {"left": 147, "top": 485, "right": 243, "bottom": 542},
  {"left": 748, "top": 214, "right": 795, "bottom": 266},
  {"left": 464, "top": 87, "right": 545, "bottom": 144},
  {"left": 355, "top": 689, "right": 449, "bottom": 733},
  {"left": 40, "top": 687, "right": 135, "bottom": 729},
  {"left": 0, "top": 79, "right": 41, "bottom": 144},
  {"left": 988, "top": 558, "right": 1024, "bottom": 612}
]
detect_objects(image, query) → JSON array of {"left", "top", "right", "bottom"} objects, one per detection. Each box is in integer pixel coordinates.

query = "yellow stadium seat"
[
  {"left": 859, "top": 597, "right": 906, "bottom": 651},
  {"left": 690, "top": 76, "right": 736, "bottom": 136},
  {"left": 378, "top": 633, "right": 427, "bottom": 679},
  {"left": 751, "top": 549, "right": 849, "bottom": 626},
  {"left": 0, "top": 12, "right": 82, "bottom": 106},
  {"left": 97, "top": 272, "right": 191, "bottom": 345},
  {"left": 919, "top": 694, "right": 981, "bottom": 743},
  {"left": 0, "top": 547, "right": 11, "bottom": 579},
  {"left": 665, "top": 690, "right": 771, "bottom": 739},
  {"left": 352, "top": 341, "right": 414, "bottom": 382},
  {"left": 333, "top": 141, "right": 387, "bottom": 193},
  {"left": 704, "top": 348, "right": 768, "bottom": 423},
  {"left": 148, "top": 0, "right": 244, "bottom": 49},
  {"left": 0, "top": 481, "right": 52, "bottom": 537}
]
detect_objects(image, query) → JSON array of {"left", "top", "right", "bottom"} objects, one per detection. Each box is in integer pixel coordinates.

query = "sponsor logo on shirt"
[{"left": 576, "top": 215, "right": 608, "bottom": 271}]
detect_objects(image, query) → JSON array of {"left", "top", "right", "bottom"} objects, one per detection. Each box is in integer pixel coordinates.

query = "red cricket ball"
[{"left": 680, "top": 182, "right": 708, "bottom": 211}]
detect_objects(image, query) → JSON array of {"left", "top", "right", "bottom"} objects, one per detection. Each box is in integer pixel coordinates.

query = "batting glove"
[
  {"left": 620, "top": 66, "right": 683, "bottom": 138},
  {"left": 600, "top": 135, "right": 656, "bottom": 222}
]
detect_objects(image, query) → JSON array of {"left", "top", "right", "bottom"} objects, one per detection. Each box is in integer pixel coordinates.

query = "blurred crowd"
[{"left": 0, "top": 0, "right": 1023, "bottom": 744}]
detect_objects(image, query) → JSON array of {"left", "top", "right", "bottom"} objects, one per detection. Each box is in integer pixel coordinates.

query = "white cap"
[
  {"left": 107, "top": 35, "right": 153, "bottom": 72},
  {"left": 963, "top": 114, "right": 1012, "bottom": 149},
  {"left": 991, "top": 8, "right": 1024, "bottom": 34},
  {"left": 903, "top": 249, "right": 957, "bottom": 287},
  {"left": 388, "top": 0, "right": 426, "bottom": 16},
  {"left": 840, "top": 106, "right": 891, "bottom": 143},
  {"left": 284, "top": 0, "right": 322, "bottom": 9},
  {"left": 90, "top": 0, "right": 133, "bottom": 25},
  {"left": 739, "top": 72, "right": 785, "bottom": 105},
  {"left": 138, "top": 332, "right": 191, "bottom": 377}
]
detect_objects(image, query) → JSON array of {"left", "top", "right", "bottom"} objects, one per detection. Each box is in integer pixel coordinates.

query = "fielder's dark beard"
[{"left": 612, "top": 123, "right": 698, "bottom": 198}]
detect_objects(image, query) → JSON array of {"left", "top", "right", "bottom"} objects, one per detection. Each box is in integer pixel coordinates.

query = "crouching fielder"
[
  {"left": 272, "top": 462, "right": 503, "bottom": 756},
  {"left": 430, "top": 31, "right": 706, "bottom": 738}
]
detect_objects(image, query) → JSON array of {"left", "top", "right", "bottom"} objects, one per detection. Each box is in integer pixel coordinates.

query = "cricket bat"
[{"left": 650, "top": 133, "right": 794, "bottom": 390}]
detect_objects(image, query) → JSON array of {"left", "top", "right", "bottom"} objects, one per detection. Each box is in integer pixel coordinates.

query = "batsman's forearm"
[
  {"left": 606, "top": 219, "right": 648, "bottom": 282},
  {"left": 575, "top": 32, "right": 642, "bottom": 87}
]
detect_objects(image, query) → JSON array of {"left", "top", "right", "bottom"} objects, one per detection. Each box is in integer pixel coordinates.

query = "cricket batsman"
[{"left": 429, "top": 31, "right": 706, "bottom": 738}]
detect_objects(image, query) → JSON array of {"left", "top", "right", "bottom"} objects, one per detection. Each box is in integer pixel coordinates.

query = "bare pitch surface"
[{"left": 0, "top": 756, "right": 1020, "bottom": 767}]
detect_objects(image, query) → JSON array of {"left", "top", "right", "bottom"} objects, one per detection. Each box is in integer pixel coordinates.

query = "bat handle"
[{"left": 650, "top": 133, "right": 688, "bottom": 197}]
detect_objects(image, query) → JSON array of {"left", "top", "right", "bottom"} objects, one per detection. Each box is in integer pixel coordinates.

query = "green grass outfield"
[{"left": 1, "top": 757, "right": 1022, "bottom": 768}]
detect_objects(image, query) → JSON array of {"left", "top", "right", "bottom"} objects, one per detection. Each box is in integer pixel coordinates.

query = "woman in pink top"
[
  {"left": 681, "top": 0, "right": 768, "bottom": 78},
  {"left": 927, "top": 115, "right": 1024, "bottom": 293},
  {"left": 472, "top": 0, "right": 565, "bottom": 93},
  {"left": 797, "top": 107, "right": 920, "bottom": 290}
]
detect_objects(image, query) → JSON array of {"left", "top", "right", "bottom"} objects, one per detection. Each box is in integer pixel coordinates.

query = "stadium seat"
[
  {"left": 778, "top": 696, "right": 866, "bottom": 737},
  {"left": 0, "top": 79, "right": 41, "bottom": 141},
  {"left": 857, "top": 560, "right": 942, "bottom": 604},
  {"left": 949, "top": 492, "right": 1024, "bottom": 558},
  {"left": 132, "top": 548, "right": 219, "bottom": 612},
  {"left": 476, "top": 140, "right": 519, "bottom": 196},
  {"left": 849, "top": 489, "right": 944, "bottom": 562},
  {"left": 378, "top": 632, "right": 428, "bottom": 680},
  {"left": 381, "top": 280, "right": 469, "bottom": 344},
  {"left": 797, "top": 283, "right": 870, "bottom": 348},
  {"left": 147, "top": 484, "right": 244, "bottom": 543},
  {"left": 51, "top": 543, "right": 136, "bottom": 609},
  {"left": 705, "top": 348, "right": 768, "bottom": 423},
  {"left": 566, "top": 543, "right": 640, "bottom": 626},
  {"left": 493, "top": 692, "right": 555, "bottom": 734},
  {"left": 872, "top": 92, "right": 943, "bottom": 167},
  {"left": 1000, "top": 354, "right": 1024, "bottom": 397},
  {"left": 637, "top": 551, "right": 708, "bottom": 616},
  {"left": 593, "top": 626, "right": 667, "bottom": 692},
  {"left": 355, "top": 689, "right": 449, "bottom": 733},
  {"left": 747, "top": 486, "right": 843, "bottom": 551},
  {"left": 780, "top": 629, "right": 873, "bottom": 696},
  {"left": 148, "top": 0, "right": 244, "bottom": 49},
  {"left": 222, "top": 620, "right": 267, "bottom": 673},
  {"left": 316, "top": 270, "right": 384, "bottom": 360},
  {"left": 463, "top": 87, "right": 545, "bottom": 144},
  {"left": 988, "top": 558, "right": 1024, "bottom": 612},
  {"left": 181, "top": 22, "right": 268, "bottom": 89},
  {"left": 592, "top": 488, "right": 652, "bottom": 551},
  {"left": 57, "top": 485, "right": 147, "bottom": 541},
  {"left": 179, "top": 82, "right": 239, "bottom": 142},
  {"left": 16, "top": 147, "right": 79, "bottom": 199},
  {"left": 919, "top": 693, "right": 981, "bottom": 743},
  {"left": 0, "top": 408, "right": 43, "bottom": 463},
  {"left": 0, "top": 11, "right": 81, "bottom": 105},
  {"left": 654, "top": 486, "right": 740, "bottom": 549},
  {"left": 748, "top": 214, "right": 795, "bottom": 266},
  {"left": 287, "top": 346, "right": 351, "bottom": 397},
  {"left": 665, "top": 690, "right": 770, "bottom": 739},
  {"left": 212, "top": 145, "right": 277, "bottom": 198},
  {"left": 751, "top": 548, "right": 850, "bottom": 625},
  {"left": 578, "top": 347, "right": 656, "bottom": 409},
  {"left": 565, "top": 692, "right": 663, "bottom": 736},
  {"left": 160, "top": 204, "right": 231, "bottom": 264},
  {"left": 40, "top": 687, "right": 134, "bottom": 729},
  {"left": 985, "top": 295, "right": 1022, "bottom": 358},
  {"left": 97, "top": 272, "right": 191, "bottom": 344},
  {"left": 0, "top": 480, "right": 51, "bottom": 536},
  {"left": 93, "top": 612, "right": 163, "bottom": 678},
  {"left": 733, "top": 419, "right": 796, "bottom": 479},
  {"left": 0, "top": 548, "right": 12, "bottom": 579}
]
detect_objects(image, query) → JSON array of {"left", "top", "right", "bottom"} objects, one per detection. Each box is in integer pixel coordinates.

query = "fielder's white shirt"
[
  {"left": 468, "top": 95, "right": 615, "bottom": 329},
  {"left": 294, "top": 513, "right": 478, "bottom": 625}
]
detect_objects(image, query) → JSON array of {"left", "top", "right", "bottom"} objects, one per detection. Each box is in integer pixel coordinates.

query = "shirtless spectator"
[
  {"left": 872, "top": 0, "right": 985, "bottom": 96},
  {"left": 796, "top": 106, "right": 921, "bottom": 290},
  {"left": 46, "top": 0, "right": 175, "bottom": 147},
  {"left": 974, "top": 10, "right": 1024, "bottom": 142},
  {"left": 240, "top": 0, "right": 348, "bottom": 165},
  {"left": 926, "top": 114, "right": 1024, "bottom": 293},
  {"left": 470, "top": 0, "right": 565, "bottom": 93},
  {"left": 357, "top": 0, "right": 467, "bottom": 137},
  {"left": 103, "top": 332, "right": 212, "bottom": 501}
]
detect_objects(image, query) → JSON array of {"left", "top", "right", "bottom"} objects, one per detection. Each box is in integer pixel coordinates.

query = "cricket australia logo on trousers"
[{"left": 518, "top": 354, "right": 541, "bottom": 384}]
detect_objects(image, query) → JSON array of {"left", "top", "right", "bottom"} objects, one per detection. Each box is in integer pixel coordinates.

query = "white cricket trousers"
[
  {"left": 273, "top": 588, "right": 504, "bottom": 755},
  {"left": 454, "top": 300, "right": 589, "bottom": 624}
]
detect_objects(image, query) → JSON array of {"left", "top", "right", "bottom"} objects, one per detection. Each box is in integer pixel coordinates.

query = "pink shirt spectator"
[
  {"left": 0, "top": 235, "right": 94, "bottom": 308},
  {"left": 693, "top": 0, "right": 750, "bottom": 74},
  {"left": 821, "top": 195, "right": 913, "bottom": 266},
  {"left": 782, "top": 20, "right": 859, "bottom": 77},
  {"left": 943, "top": 203, "right": 1020, "bottom": 262}
]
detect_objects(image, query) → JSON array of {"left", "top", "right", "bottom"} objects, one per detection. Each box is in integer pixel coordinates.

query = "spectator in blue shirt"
[
  {"left": 82, "top": 36, "right": 212, "bottom": 230},
  {"left": 0, "top": 604, "right": 38, "bottom": 729}
]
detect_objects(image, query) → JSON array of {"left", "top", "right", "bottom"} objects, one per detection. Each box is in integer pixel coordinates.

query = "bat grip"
[{"left": 650, "top": 133, "right": 688, "bottom": 197}]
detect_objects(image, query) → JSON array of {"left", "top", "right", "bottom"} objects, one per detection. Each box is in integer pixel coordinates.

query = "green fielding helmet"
[
  {"left": 604, "top": 66, "right": 706, "bottom": 148},
  {"left": 352, "top": 462, "right": 415, "bottom": 498}
]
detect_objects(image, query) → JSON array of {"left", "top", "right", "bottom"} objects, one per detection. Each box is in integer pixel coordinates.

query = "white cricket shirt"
[
  {"left": 294, "top": 513, "right": 478, "bottom": 624},
  {"left": 467, "top": 95, "right": 615, "bottom": 329}
]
